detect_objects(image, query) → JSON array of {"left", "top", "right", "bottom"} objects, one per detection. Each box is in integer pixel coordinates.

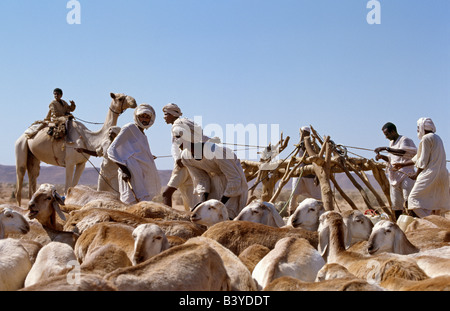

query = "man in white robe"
[
  {"left": 173, "top": 123, "right": 248, "bottom": 218},
  {"left": 288, "top": 126, "right": 321, "bottom": 215},
  {"left": 375, "top": 122, "right": 417, "bottom": 219},
  {"left": 400, "top": 118, "right": 449, "bottom": 217},
  {"left": 107, "top": 104, "right": 161, "bottom": 204},
  {"left": 161, "top": 103, "right": 206, "bottom": 210}
]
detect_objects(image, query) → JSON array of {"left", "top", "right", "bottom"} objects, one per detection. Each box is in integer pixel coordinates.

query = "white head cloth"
[
  {"left": 417, "top": 117, "right": 436, "bottom": 140},
  {"left": 301, "top": 126, "right": 311, "bottom": 133},
  {"left": 171, "top": 118, "right": 204, "bottom": 145},
  {"left": 134, "top": 104, "right": 156, "bottom": 130},
  {"left": 163, "top": 103, "right": 183, "bottom": 117}
]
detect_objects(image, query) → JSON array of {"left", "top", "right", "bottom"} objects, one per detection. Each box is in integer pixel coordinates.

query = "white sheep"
[
  {"left": 0, "top": 238, "right": 32, "bottom": 291},
  {"left": 318, "top": 211, "right": 429, "bottom": 286},
  {"left": 104, "top": 239, "right": 231, "bottom": 291},
  {"left": 367, "top": 220, "right": 450, "bottom": 278},
  {"left": 202, "top": 220, "right": 318, "bottom": 256},
  {"left": 186, "top": 236, "right": 257, "bottom": 291},
  {"left": 132, "top": 223, "right": 170, "bottom": 265},
  {"left": 252, "top": 236, "right": 325, "bottom": 290},
  {"left": 190, "top": 199, "right": 229, "bottom": 227},
  {"left": 0, "top": 206, "right": 30, "bottom": 238},
  {"left": 286, "top": 198, "right": 325, "bottom": 231},
  {"left": 24, "top": 241, "right": 78, "bottom": 287},
  {"left": 26, "top": 184, "right": 78, "bottom": 247},
  {"left": 341, "top": 209, "right": 374, "bottom": 248},
  {"left": 234, "top": 200, "right": 286, "bottom": 227}
]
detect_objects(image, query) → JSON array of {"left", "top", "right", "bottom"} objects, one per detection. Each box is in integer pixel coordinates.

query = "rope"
[
  {"left": 71, "top": 147, "right": 121, "bottom": 195},
  {"left": 278, "top": 167, "right": 304, "bottom": 215},
  {"left": 73, "top": 116, "right": 103, "bottom": 125}
]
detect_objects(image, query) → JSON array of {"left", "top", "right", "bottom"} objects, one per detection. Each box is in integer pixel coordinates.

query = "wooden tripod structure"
[{"left": 241, "top": 125, "right": 394, "bottom": 220}]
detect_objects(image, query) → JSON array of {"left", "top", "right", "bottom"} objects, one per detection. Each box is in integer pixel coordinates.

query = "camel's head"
[
  {"left": 110, "top": 92, "right": 137, "bottom": 115},
  {"left": 28, "top": 184, "right": 66, "bottom": 229}
]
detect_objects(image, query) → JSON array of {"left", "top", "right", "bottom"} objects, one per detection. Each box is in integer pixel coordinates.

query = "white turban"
[
  {"left": 162, "top": 103, "right": 183, "bottom": 117},
  {"left": 301, "top": 126, "right": 311, "bottom": 133},
  {"left": 171, "top": 118, "right": 204, "bottom": 145},
  {"left": 134, "top": 104, "right": 156, "bottom": 130},
  {"left": 417, "top": 117, "right": 436, "bottom": 140}
]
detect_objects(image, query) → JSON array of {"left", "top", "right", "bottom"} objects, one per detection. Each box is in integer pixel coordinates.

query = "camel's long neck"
[{"left": 76, "top": 101, "right": 119, "bottom": 150}]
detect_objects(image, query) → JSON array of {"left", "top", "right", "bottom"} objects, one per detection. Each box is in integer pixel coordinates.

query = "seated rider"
[{"left": 45, "top": 88, "right": 76, "bottom": 143}]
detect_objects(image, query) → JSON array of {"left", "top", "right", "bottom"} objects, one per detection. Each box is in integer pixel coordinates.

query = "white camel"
[{"left": 15, "top": 93, "right": 137, "bottom": 206}]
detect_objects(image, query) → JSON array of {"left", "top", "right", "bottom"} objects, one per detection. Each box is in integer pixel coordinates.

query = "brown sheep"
[
  {"left": 238, "top": 244, "right": 271, "bottom": 273},
  {"left": 104, "top": 239, "right": 231, "bottom": 291},
  {"left": 202, "top": 220, "right": 318, "bottom": 255}
]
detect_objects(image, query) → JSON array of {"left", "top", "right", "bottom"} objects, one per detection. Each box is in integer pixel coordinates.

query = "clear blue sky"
[{"left": 0, "top": 0, "right": 449, "bottom": 171}]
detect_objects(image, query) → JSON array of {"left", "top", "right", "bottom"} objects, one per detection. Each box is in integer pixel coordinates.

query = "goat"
[
  {"left": 186, "top": 236, "right": 257, "bottom": 291},
  {"left": 64, "top": 185, "right": 121, "bottom": 206},
  {"left": 380, "top": 275, "right": 450, "bottom": 291},
  {"left": 342, "top": 210, "right": 373, "bottom": 248},
  {"left": 0, "top": 238, "right": 32, "bottom": 291},
  {"left": 74, "top": 222, "right": 135, "bottom": 264},
  {"left": 24, "top": 241, "right": 77, "bottom": 287},
  {"left": 367, "top": 220, "right": 450, "bottom": 278},
  {"left": 286, "top": 198, "right": 325, "bottom": 231},
  {"left": 21, "top": 274, "right": 118, "bottom": 291},
  {"left": 132, "top": 223, "right": 170, "bottom": 265},
  {"left": 263, "top": 275, "right": 383, "bottom": 291},
  {"left": 64, "top": 207, "right": 205, "bottom": 240},
  {"left": 26, "top": 184, "right": 78, "bottom": 247},
  {"left": 80, "top": 244, "right": 132, "bottom": 276},
  {"left": 190, "top": 199, "right": 229, "bottom": 227},
  {"left": 252, "top": 237, "right": 325, "bottom": 290},
  {"left": 104, "top": 239, "right": 231, "bottom": 291},
  {"left": 123, "top": 201, "right": 191, "bottom": 221},
  {"left": 318, "top": 211, "right": 429, "bottom": 285},
  {"left": 202, "top": 220, "right": 318, "bottom": 256},
  {"left": 238, "top": 244, "right": 271, "bottom": 273},
  {"left": 234, "top": 200, "right": 285, "bottom": 227},
  {"left": 0, "top": 206, "right": 30, "bottom": 238}
]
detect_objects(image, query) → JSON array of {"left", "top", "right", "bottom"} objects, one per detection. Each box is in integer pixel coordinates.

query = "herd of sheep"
[{"left": 1, "top": 183, "right": 449, "bottom": 291}]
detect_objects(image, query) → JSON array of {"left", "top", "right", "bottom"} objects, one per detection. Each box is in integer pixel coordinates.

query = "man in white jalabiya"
[
  {"left": 374, "top": 122, "right": 417, "bottom": 219},
  {"left": 288, "top": 126, "right": 321, "bottom": 216},
  {"left": 107, "top": 104, "right": 161, "bottom": 204},
  {"left": 161, "top": 103, "right": 208, "bottom": 210},
  {"left": 173, "top": 121, "right": 248, "bottom": 218},
  {"left": 394, "top": 118, "right": 449, "bottom": 217}
]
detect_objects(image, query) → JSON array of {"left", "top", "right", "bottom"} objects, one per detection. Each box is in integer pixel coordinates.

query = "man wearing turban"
[
  {"left": 172, "top": 121, "right": 248, "bottom": 218},
  {"left": 107, "top": 104, "right": 161, "bottom": 204},
  {"left": 162, "top": 103, "right": 208, "bottom": 210},
  {"left": 288, "top": 126, "right": 322, "bottom": 216},
  {"left": 394, "top": 118, "right": 449, "bottom": 217}
]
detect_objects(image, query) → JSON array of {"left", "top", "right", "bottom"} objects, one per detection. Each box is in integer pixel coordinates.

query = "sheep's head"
[
  {"left": 342, "top": 210, "right": 373, "bottom": 247},
  {"left": 132, "top": 224, "right": 169, "bottom": 265},
  {"left": 190, "top": 199, "right": 228, "bottom": 227},
  {"left": 0, "top": 207, "right": 30, "bottom": 238},
  {"left": 287, "top": 198, "right": 325, "bottom": 231},
  {"left": 27, "top": 184, "right": 66, "bottom": 229},
  {"left": 234, "top": 200, "right": 284, "bottom": 227},
  {"left": 367, "top": 220, "right": 419, "bottom": 255}
]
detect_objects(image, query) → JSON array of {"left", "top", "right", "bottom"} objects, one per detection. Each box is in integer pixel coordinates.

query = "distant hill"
[
  {"left": 0, "top": 164, "right": 172, "bottom": 187},
  {"left": 0, "top": 164, "right": 383, "bottom": 192}
]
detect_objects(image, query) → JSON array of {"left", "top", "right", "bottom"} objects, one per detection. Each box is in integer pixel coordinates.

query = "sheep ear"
[
  {"left": 393, "top": 227, "right": 417, "bottom": 255},
  {"left": 0, "top": 222, "right": 4, "bottom": 239},
  {"left": 318, "top": 226, "right": 330, "bottom": 259},
  {"left": 51, "top": 190, "right": 66, "bottom": 221}
]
